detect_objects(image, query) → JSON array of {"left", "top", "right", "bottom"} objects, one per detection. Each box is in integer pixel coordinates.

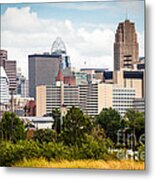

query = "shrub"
[
  {"left": 0, "top": 138, "right": 115, "bottom": 167},
  {"left": 33, "top": 129, "right": 57, "bottom": 144},
  {"left": 0, "top": 140, "right": 41, "bottom": 166}
]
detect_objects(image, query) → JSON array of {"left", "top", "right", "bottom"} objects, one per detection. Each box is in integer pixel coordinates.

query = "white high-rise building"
[
  {"left": 0, "top": 66, "right": 10, "bottom": 105},
  {"left": 113, "top": 86, "right": 136, "bottom": 116}
]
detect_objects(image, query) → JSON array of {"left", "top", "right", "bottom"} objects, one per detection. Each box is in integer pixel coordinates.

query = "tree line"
[{"left": 0, "top": 107, "right": 145, "bottom": 166}]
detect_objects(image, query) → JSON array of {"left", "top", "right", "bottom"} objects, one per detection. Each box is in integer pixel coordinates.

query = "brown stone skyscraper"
[{"left": 114, "top": 19, "right": 139, "bottom": 71}]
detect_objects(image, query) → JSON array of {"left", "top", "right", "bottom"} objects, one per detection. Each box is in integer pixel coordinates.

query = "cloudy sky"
[{"left": 1, "top": 0, "right": 145, "bottom": 78}]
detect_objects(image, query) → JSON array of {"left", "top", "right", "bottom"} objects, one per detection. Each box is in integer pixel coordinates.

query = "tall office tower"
[
  {"left": 29, "top": 38, "right": 72, "bottom": 98},
  {"left": 28, "top": 53, "right": 61, "bottom": 98},
  {"left": 114, "top": 19, "right": 139, "bottom": 71},
  {"left": 0, "top": 49, "right": 17, "bottom": 93}
]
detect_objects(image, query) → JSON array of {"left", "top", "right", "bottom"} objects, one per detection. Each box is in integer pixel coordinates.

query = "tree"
[
  {"left": 52, "top": 108, "right": 61, "bottom": 134},
  {"left": 97, "top": 107, "right": 121, "bottom": 143},
  {"left": 125, "top": 109, "right": 145, "bottom": 143},
  {"left": 33, "top": 129, "right": 57, "bottom": 143},
  {"left": 0, "top": 112, "right": 26, "bottom": 142},
  {"left": 61, "top": 106, "right": 94, "bottom": 146}
]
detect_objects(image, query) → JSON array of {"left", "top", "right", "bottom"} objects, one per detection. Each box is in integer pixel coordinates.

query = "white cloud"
[
  {"left": 49, "top": 2, "right": 110, "bottom": 11},
  {"left": 138, "top": 31, "right": 145, "bottom": 57},
  {"left": 1, "top": 6, "right": 144, "bottom": 78}
]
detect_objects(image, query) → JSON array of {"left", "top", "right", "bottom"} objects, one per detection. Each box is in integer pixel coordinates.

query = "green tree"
[
  {"left": 61, "top": 106, "right": 94, "bottom": 146},
  {"left": 52, "top": 108, "right": 61, "bottom": 134},
  {"left": 0, "top": 112, "right": 26, "bottom": 142},
  {"left": 97, "top": 107, "right": 121, "bottom": 143},
  {"left": 33, "top": 129, "right": 57, "bottom": 143},
  {"left": 125, "top": 109, "right": 145, "bottom": 142}
]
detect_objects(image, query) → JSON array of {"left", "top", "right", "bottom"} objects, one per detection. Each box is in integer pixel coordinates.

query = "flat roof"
[
  {"left": 80, "top": 68, "right": 108, "bottom": 72},
  {"left": 28, "top": 54, "right": 61, "bottom": 58},
  {"left": 20, "top": 116, "right": 54, "bottom": 122}
]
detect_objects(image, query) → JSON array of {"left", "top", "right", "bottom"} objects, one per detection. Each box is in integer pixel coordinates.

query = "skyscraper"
[
  {"left": 28, "top": 53, "right": 61, "bottom": 98},
  {"left": 114, "top": 19, "right": 139, "bottom": 71},
  {"left": 0, "top": 49, "right": 17, "bottom": 92},
  {"left": 28, "top": 37, "right": 71, "bottom": 98}
]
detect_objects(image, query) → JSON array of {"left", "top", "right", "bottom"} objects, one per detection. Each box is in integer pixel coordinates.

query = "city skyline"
[{"left": 0, "top": 0, "right": 144, "bottom": 78}]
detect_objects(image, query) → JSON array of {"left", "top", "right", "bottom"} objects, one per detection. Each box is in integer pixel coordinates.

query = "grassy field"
[{"left": 13, "top": 158, "right": 145, "bottom": 170}]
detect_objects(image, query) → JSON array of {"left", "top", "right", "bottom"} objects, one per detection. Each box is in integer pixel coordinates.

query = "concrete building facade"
[
  {"left": 36, "top": 83, "right": 113, "bottom": 117},
  {"left": 113, "top": 86, "right": 136, "bottom": 116},
  {"left": 79, "top": 83, "right": 113, "bottom": 116},
  {"left": 36, "top": 84, "right": 79, "bottom": 116},
  {"left": 133, "top": 98, "right": 145, "bottom": 113},
  {"left": 113, "top": 69, "right": 144, "bottom": 98}
]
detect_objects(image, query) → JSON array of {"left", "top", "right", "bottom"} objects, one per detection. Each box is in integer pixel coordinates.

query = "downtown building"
[
  {"left": 113, "top": 19, "right": 145, "bottom": 115},
  {"left": 16, "top": 68, "right": 29, "bottom": 98},
  {"left": 36, "top": 81, "right": 139, "bottom": 117},
  {"left": 36, "top": 83, "right": 112, "bottom": 117},
  {"left": 36, "top": 67, "right": 121, "bottom": 117},
  {"left": 114, "top": 19, "right": 139, "bottom": 71},
  {"left": 28, "top": 53, "right": 61, "bottom": 99},
  {"left": 0, "top": 49, "right": 17, "bottom": 93},
  {"left": 0, "top": 66, "right": 10, "bottom": 105},
  {"left": 0, "top": 66, "right": 10, "bottom": 116},
  {"left": 28, "top": 37, "right": 71, "bottom": 99},
  {"left": 36, "top": 18, "right": 144, "bottom": 117}
]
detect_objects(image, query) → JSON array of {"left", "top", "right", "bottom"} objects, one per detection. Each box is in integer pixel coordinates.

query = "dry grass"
[{"left": 14, "top": 158, "right": 145, "bottom": 170}]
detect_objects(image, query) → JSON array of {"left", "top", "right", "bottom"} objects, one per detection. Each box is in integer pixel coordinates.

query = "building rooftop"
[
  {"left": 28, "top": 54, "right": 61, "bottom": 58},
  {"left": 20, "top": 116, "right": 54, "bottom": 122},
  {"left": 80, "top": 68, "right": 108, "bottom": 72}
]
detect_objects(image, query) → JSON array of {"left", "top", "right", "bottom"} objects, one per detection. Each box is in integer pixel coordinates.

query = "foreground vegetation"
[
  {"left": 14, "top": 158, "right": 144, "bottom": 170},
  {"left": 0, "top": 107, "right": 145, "bottom": 168}
]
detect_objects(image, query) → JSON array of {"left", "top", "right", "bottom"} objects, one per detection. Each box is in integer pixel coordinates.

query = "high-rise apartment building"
[
  {"left": 114, "top": 19, "right": 139, "bottom": 71},
  {"left": 0, "top": 49, "right": 17, "bottom": 92}
]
